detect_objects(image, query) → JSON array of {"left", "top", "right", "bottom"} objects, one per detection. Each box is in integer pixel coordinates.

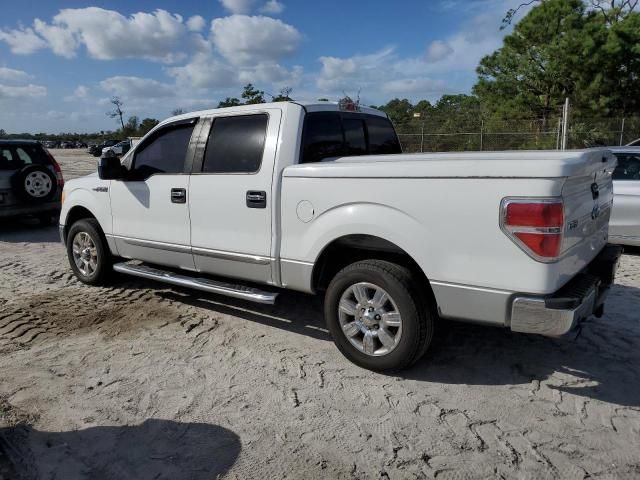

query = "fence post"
[
  {"left": 556, "top": 117, "right": 562, "bottom": 150},
  {"left": 480, "top": 120, "right": 484, "bottom": 151},
  {"left": 420, "top": 121, "right": 425, "bottom": 153},
  {"left": 561, "top": 97, "right": 570, "bottom": 151},
  {"left": 619, "top": 117, "right": 626, "bottom": 146}
]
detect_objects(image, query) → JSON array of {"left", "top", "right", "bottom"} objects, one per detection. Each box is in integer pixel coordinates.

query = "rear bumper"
[
  {"left": 510, "top": 244, "right": 623, "bottom": 336},
  {"left": 0, "top": 201, "right": 61, "bottom": 218}
]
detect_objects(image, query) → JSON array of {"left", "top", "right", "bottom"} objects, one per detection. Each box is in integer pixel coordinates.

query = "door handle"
[
  {"left": 171, "top": 188, "right": 186, "bottom": 204},
  {"left": 246, "top": 190, "right": 266, "bottom": 208}
]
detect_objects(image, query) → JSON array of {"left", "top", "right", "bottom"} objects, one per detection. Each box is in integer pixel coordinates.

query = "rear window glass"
[
  {"left": 301, "top": 113, "right": 344, "bottom": 164},
  {"left": 613, "top": 154, "right": 640, "bottom": 180},
  {"left": 300, "top": 112, "right": 401, "bottom": 163},
  {"left": 0, "top": 144, "right": 47, "bottom": 170}
]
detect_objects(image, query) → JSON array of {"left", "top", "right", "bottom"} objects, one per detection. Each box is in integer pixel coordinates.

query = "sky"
[{"left": 0, "top": 0, "right": 529, "bottom": 134}]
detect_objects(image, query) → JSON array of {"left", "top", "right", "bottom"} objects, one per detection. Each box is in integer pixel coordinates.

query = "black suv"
[{"left": 0, "top": 140, "right": 64, "bottom": 224}]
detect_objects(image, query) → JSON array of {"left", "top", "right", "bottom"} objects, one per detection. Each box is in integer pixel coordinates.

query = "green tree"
[
  {"left": 377, "top": 98, "right": 415, "bottom": 128},
  {"left": 0, "top": 129, "right": 6, "bottom": 138},
  {"left": 171, "top": 108, "right": 185, "bottom": 116},
  {"left": 217, "top": 97, "right": 241, "bottom": 108},
  {"left": 476, "top": 0, "right": 640, "bottom": 120},
  {"left": 138, "top": 118, "right": 159, "bottom": 136},
  {"left": 241, "top": 83, "right": 265, "bottom": 104},
  {"left": 272, "top": 87, "right": 293, "bottom": 102},
  {"left": 122, "top": 116, "right": 139, "bottom": 137}
]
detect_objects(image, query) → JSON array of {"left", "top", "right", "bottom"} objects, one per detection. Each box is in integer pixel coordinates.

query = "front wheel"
[
  {"left": 66, "top": 219, "right": 113, "bottom": 285},
  {"left": 324, "top": 260, "right": 435, "bottom": 371}
]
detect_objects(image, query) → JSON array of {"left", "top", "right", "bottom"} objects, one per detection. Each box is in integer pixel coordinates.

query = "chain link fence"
[{"left": 396, "top": 115, "right": 640, "bottom": 153}]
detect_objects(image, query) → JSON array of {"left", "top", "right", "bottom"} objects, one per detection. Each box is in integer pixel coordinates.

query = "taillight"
[
  {"left": 501, "top": 199, "right": 564, "bottom": 261},
  {"left": 45, "top": 150, "right": 64, "bottom": 188}
]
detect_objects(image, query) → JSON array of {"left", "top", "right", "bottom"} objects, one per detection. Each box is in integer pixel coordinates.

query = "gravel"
[{"left": 0, "top": 149, "right": 639, "bottom": 479}]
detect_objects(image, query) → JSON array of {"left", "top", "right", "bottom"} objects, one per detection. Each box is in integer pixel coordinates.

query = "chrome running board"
[{"left": 113, "top": 262, "right": 278, "bottom": 305}]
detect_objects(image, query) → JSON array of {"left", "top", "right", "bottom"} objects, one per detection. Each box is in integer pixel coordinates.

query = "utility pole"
[
  {"left": 561, "top": 97, "right": 570, "bottom": 151},
  {"left": 619, "top": 117, "right": 626, "bottom": 146}
]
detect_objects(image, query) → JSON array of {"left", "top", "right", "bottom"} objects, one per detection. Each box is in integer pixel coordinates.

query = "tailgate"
[{"left": 561, "top": 149, "right": 617, "bottom": 263}]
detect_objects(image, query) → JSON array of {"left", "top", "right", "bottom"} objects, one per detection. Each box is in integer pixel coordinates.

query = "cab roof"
[{"left": 158, "top": 101, "right": 388, "bottom": 128}]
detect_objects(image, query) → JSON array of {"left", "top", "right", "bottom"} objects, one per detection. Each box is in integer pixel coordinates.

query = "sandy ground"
[{"left": 0, "top": 149, "right": 639, "bottom": 479}]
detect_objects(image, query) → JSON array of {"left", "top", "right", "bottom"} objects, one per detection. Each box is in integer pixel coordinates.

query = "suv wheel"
[
  {"left": 66, "top": 219, "right": 112, "bottom": 285},
  {"left": 324, "top": 260, "right": 435, "bottom": 371},
  {"left": 11, "top": 165, "right": 57, "bottom": 204}
]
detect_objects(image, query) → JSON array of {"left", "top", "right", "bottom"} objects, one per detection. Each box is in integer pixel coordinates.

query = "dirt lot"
[{"left": 1, "top": 149, "right": 639, "bottom": 479}]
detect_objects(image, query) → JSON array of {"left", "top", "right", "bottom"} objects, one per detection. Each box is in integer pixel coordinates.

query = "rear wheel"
[
  {"left": 324, "top": 260, "right": 434, "bottom": 371},
  {"left": 66, "top": 219, "right": 112, "bottom": 285}
]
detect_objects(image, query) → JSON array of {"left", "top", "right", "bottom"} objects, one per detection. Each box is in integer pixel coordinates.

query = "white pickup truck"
[{"left": 59, "top": 102, "right": 622, "bottom": 371}]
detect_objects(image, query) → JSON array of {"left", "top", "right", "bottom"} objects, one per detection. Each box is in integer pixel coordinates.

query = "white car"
[
  {"left": 101, "top": 140, "right": 130, "bottom": 158},
  {"left": 609, "top": 147, "right": 640, "bottom": 247},
  {"left": 59, "top": 102, "right": 621, "bottom": 371}
]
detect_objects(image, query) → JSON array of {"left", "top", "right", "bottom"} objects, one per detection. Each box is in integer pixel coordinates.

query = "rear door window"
[
  {"left": 202, "top": 114, "right": 268, "bottom": 173},
  {"left": 613, "top": 154, "right": 640, "bottom": 180}
]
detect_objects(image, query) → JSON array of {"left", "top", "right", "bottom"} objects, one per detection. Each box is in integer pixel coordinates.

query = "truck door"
[
  {"left": 188, "top": 109, "right": 281, "bottom": 284},
  {"left": 109, "top": 118, "right": 199, "bottom": 270}
]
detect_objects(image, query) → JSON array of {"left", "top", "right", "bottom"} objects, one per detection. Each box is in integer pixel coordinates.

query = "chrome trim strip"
[
  {"left": 429, "top": 280, "right": 513, "bottom": 295},
  {"left": 113, "top": 262, "right": 277, "bottom": 304},
  {"left": 107, "top": 235, "right": 191, "bottom": 254},
  {"left": 191, "top": 246, "right": 271, "bottom": 265},
  {"left": 280, "top": 258, "right": 314, "bottom": 267}
]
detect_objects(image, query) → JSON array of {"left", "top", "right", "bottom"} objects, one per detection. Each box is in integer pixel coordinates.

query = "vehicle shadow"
[
  {"left": 403, "top": 283, "right": 640, "bottom": 407},
  {"left": 157, "top": 286, "right": 330, "bottom": 342},
  {"left": 0, "top": 219, "right": 59, "bottom": 243},
  {"left": 152, "top": 280, "right": 640, "bottom": 407},
  {"left": 0, "top": 418, "right": 241, "bottom": 480}
]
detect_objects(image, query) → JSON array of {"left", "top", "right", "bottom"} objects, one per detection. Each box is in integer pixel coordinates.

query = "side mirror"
[{"left": 98, "top": 156, "right": 126, "bottom": 180}]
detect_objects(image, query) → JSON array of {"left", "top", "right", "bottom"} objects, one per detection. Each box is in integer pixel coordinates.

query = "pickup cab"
[{"left": 59, "top": 102, "right": 622, "bottom": 371}]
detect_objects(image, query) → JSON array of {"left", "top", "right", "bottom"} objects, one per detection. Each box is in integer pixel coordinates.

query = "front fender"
[{"left": 60, "top": 182, "right": 112, "bottom": 235}]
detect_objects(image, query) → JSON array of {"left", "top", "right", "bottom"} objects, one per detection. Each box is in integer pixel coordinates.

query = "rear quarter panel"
[{"left": 280, "top": 176, "right": 583, "bottom": 295}]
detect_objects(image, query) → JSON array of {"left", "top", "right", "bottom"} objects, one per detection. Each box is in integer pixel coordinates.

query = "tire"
[
  {"left": 324, "top": 260, "right": 435, "bottom": 371},
  {"left": 11, "top": 165, "right": 57, "bottom": 204},
  {"left": 66, "top": 219, "right": 113, "bottom": 285}
]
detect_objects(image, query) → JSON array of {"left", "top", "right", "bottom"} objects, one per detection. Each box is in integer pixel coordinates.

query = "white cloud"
[
  {"left": 0, "top": 8, "right": 202, "bottom": 63},
  {"left": 425, "top": 40, "right": 453, "bottom": 63},
  {"left": 100, "top": 76, "right": 176, "bottom": 99},
  {"left": 0, "top": 27, "right": 47, "bottom": 55},
  {"left": 260, "top": 0, "right": 285, "bottom": 14},
  {"left": 382, "top": 78, "right": 448, "bottom": 95},
  {"left": 186, "top": 15, "right": 206, "bottom": 32},
  {"left": 219, "top": 0, "right": 256, "bottom": 14},
  {"left": 0, "top": 84, "right": 47, "bottom": 99},
  {"left": 211, "top": 15, "right": 301, "bottom": 65},
  {"left": 317, "top": 47, "right": 395, "bottom": 92},
  {"left": 168, "top": 53, "right": 239, "bottom": 89},
  {"left": 0, "top": 67, "right": 33, "bottom": 83},
  {"left": 64, "top": 85, "right": 90, "bottom": 102},
  {"left": 33, "top": 18, "right": 78, "bottom": 58}
]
